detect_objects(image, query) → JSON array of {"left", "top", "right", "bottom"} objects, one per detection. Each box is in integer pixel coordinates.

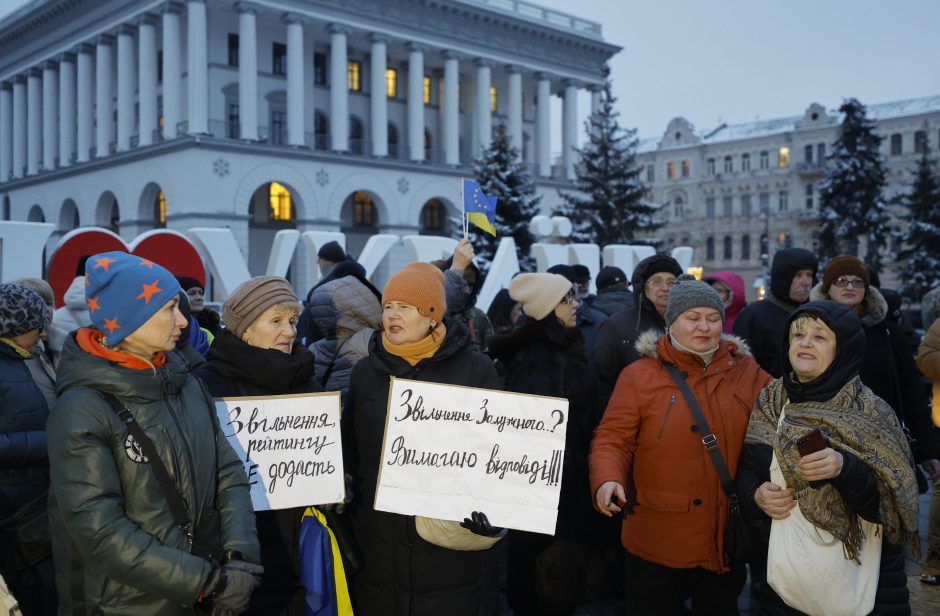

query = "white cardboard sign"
[
  {"left": 374, "top": 377, "right": 569, "bottom": 535},
  {"left": 215, "top": 392, "right": 345, "bottom": 511}
]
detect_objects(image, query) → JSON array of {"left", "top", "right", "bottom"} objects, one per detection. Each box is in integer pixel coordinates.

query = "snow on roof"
[{"left": 637, "top": 94, "right": 940, "bottom": 152}]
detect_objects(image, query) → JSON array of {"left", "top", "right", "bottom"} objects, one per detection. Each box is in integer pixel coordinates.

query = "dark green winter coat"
[{"left": 47, "top": 332, "right": 260, "bottom": 615}]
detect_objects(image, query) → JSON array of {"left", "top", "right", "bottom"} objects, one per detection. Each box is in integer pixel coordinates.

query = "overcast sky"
[{"left": 1, "top": 0, "right": 937, "bottom": 142}]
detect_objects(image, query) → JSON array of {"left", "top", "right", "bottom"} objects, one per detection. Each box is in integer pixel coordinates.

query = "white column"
[
  {"left": 285, "top": 15, "right": 305, "bottom": 146},
  {"left": 161, "top": 6, "right": 181, "bottom": 138},
  {"left": 237, "top": 5, "right": 258, "bottom": 140},
  {"left": 562, "top": 81, "right": 578, "bottom": 180},
  {"left": 187, "top": 0, "right": 209, "bottom": 134},
  {"left": 95, "top": 36, "right": 114, "bottom": 158},
  {"left": 27, "top": 69, "right": 41, "bottom": 174},
  {"left": 406, "top": 44, "right": 424, "bottom": 161},
  {"left": 12, "top": 77, "right": 26, "bottom": 178},
  {"left": 58, "top": 54, "right": 76, "bottom": 166},
  {"left": 507, "top": 67, "right": 522, "bottom": 154},
  {"left": 138, "top": 16, "right": 157, "bottom": 146},
  {"left": 76, "top": 45, "right": 93, "bottom": 162},
  {"left": 116, "top": 26, "right": 135, "bottom": 151},
  {"left": 0, "top": 84, "right": 11, "bottom": 182},
  {"left": 42, "top": 62, "right": 58, "bottom": 170},
  {"left": 590, "top": 85, "right": 601, "bottom": 116},
  {"left": 442, "top": 52, "right": 458, "bottom": 165},
  {"left": 328, "top": 24, "right": 348, "bottom": 152},
  {"left": 475, "top": 61, "right": 491, "bottom": 151},
  {"left": 369, "top": 35, "right": 387, "bottom": 157},
  {"left": 536, "top": 74, "right": 551, "bottom": 177}
]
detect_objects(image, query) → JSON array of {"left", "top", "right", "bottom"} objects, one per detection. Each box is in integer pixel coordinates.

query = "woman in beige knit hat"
[
  {"left": 197, "top": 276, "right": 326, "bottom": 614},
  {"left": 488, "top": 273, "right": 618, "bottom": 614},
  {"left": 344, "top": 261, "right": 504, "bottom": 616}
]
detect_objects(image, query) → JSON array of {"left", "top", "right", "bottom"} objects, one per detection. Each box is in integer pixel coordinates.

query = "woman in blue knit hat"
[{"left": 46, "top": 251, "right": 262, "bottom": 615}]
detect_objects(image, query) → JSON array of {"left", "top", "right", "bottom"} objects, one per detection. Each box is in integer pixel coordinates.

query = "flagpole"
[{"left": 460, "top": 177, "right": 468, "bottom": 239}]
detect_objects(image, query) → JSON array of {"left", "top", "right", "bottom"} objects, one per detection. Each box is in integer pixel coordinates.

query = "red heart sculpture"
[{"left": 48, "top": 227, "right": 206, "bottom": 307}]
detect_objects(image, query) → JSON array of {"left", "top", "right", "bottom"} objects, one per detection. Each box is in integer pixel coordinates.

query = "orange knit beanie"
[{"left": 382, "top": 262, "right": 447, "bottom": 317}]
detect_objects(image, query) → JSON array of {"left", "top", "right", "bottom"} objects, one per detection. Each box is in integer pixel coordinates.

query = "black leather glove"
[
  {"left": 460, "top": 511, "right": 503, "bottom": 537},
  {"left": 198, "top": 560, "right": 264, "bottom": 615}
]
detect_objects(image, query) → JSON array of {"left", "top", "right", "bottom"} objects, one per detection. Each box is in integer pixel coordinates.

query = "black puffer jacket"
[
  {"left": 732, "top": 248, "right": 817, "bottom": 377},
  {"left": 0, "top": 340, "right": 51, "bottom": 572},
  {"left": 344, "top": 318, "right": 502, "bottom": 616},
  {"left": 197, "top": 330, "right": 322, "bottom": 616},
  {"left": 593, "top": 255, "right": 679, "bottom": 389},
  {"left": 738, "top": 442, "right": 910, "bottom": 615}
]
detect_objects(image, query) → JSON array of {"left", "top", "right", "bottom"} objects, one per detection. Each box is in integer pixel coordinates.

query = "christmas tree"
[
  {"left": 469, "top": 124, "right": 541, "bottom": 272},
  {"left": 557, "top": 65, "right": 662, "bottom": 246},
  {"left": 893, "top": 145, "right": 940, "bottom": 301},
  {"left": 816, "top": 98, "right": 891, "bottom": 272}
]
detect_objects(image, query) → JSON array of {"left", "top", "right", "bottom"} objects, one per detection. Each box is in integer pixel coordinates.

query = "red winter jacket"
[{"left": 589, "top": 330, "right": 771, "bottom": 572}]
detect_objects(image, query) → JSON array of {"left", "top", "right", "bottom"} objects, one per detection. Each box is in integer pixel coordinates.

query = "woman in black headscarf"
[{"left": 738, "top": 300, "right": 920, "bottom": 615}]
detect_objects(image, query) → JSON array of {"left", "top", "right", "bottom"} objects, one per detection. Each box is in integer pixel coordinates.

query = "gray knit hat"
[
  {"left": 664, "top": 274, "right": 726, "bottom": 327},
  {"left": 509, "top": 273, "right": 573, "bottom": 321},
  {"left": 0, "top": 283, "right": 48, "bottom": 338}
]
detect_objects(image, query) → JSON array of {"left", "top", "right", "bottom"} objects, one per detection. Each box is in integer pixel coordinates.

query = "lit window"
[
  {"left": 353, "top": 191, "right": 375, "bottom": 226},
  {"left": 386, "top": 68, "right": 397, "bottom": 98},
  {"left": 155, "top": 190, "right": 166, "bottom": 226},
  {"left": 347, "top": 61, "right": 361, "bottom": 91},
  {"left": 269, "top": 182, "right": 292, "bottom": 221},
  {"left": 778, "top": 146, "right": 790, "bottom": 168},
  {"left": 666, "top": 161, "right": 676, "bottom": 179},
  {"left": 423, "top": 76, "right": 431, "bottom": 105},
  {"left": 490, "top": 86, "right": 497, "bottom": 113},
  {"left": 681, "top": 160, "right": 690, "bottom": 177}
]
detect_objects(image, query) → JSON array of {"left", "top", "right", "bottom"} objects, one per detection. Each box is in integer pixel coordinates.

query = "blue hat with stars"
[{"left": 85, "top": 251, "right": 181, "bottom": 345}]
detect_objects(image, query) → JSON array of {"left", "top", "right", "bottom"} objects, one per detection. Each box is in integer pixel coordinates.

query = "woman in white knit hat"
[{"left": 488, "top": 273, "right": 615, "bottom": 615}]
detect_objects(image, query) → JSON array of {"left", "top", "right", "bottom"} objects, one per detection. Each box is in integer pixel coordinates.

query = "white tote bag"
[{"left": 766, "top": 442, "right": 882, "bottom": 616}]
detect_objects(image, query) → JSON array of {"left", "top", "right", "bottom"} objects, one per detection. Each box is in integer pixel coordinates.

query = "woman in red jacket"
[{"left": 590, "top": 275, "right": 771, "bottom": 615}]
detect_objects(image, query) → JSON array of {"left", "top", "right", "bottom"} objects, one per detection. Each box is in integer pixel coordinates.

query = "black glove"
[
  {"left": 460, "top": 511, "right": 502, "bottom": 537},
  {"left": 199, "top": 560, "right": 264, "bottom": 615},
  {"left": 322, "top": 473, "right": 355, "bottom": 514}
]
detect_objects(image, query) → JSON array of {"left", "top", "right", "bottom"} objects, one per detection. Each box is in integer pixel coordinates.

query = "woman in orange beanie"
[{"left": 344, "top": 262, "right": 504, "bottom": 616}]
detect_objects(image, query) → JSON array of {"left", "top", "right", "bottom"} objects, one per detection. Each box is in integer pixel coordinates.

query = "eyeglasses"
[
  {"left": 647, "top": 278, "right": 677, "bottom": 290},
  {"left": 831, "top": 276, "right": 867, "bottom": 289},
  {"left": 559, "top": 291, "right": 579, "bottom": 305}
]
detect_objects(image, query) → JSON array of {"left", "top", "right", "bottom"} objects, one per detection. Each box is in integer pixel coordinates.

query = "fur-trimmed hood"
[
  {"left": 634, "top": 328, "right": 754, "bottom": 361},
  {"left": 810, "top": 282, "right": 887, "bottom": 328}
]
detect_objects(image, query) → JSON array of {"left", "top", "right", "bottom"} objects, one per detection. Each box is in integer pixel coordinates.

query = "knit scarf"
[
  {"left": 0, "top": 337, "right": 32, "bottom": 358},
  {"left": 381, "top": 323, "right": 447, "bottom": 366},
  {"left": 745, "top": 377, "right": 920, "bottom": 562}
]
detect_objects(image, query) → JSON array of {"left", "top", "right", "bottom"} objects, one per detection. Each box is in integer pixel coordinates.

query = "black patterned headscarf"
[{"left": 0, "top": 283, "right": 48, "bottom": 338}]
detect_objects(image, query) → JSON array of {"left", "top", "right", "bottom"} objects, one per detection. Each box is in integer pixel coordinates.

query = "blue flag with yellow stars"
[{"left": 462, "top": 179, "right": 497, "bottom": 236}]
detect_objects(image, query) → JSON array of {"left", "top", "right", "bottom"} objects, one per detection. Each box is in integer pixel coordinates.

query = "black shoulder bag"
[
  {"left": 101, "top": 392, "right": 223, "bottom": 564},
  {"left": 663, "top": 363, "right": 748, "bottom": 568}
]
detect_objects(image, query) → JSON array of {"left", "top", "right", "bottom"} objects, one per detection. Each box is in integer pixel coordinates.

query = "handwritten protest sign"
[
  {"left": 215, "top": 392, "right": 345, "bottom": 511},
  {"left": 374, "top": 377, "right": 569, "bottom": 535}
]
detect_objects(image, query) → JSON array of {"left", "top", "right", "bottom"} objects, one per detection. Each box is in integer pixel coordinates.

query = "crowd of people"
[{"left": 0, "top": 237, "right": 938, "bottom": 616}]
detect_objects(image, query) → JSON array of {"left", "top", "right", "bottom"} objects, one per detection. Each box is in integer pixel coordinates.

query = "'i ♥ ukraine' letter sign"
[{"left": 375, "top": 378, "right": 569, "bottom": 535}]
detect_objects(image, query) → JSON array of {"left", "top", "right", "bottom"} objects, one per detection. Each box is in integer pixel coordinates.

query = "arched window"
[
  {"left": 673, "top": 196, "right": 684, "bottom": 219},
  {"left": 421, "top": 199, "right": 444, "bottom": 233},
  {"left": 349, "top": 116, "right": 364, "bottom": 155},
  {"left": 314, "top": 111, "right": 328, "bottom": 149},
  {"left": 353, "top": 192, "right": 375, "bottom": 226},
  {"left": 741, "top": 235, "right": 751, "bottom": 260},
  {"left": 388, "top": 122, "right": 399, "bottom": 158},
  {"left": 154, "top": 190, "right": 167, "bottom": 228},
  {"left": 723, "top": 236, "right": 732, "bottom": 259},
  {"left": 269, "top": 182, "right": 292, "bottom": 222},
  {"left": 706, "top": 236, "right": 715, "bottom": 260},
  {"left": 27, "top": 205, "right": 44, "bottom": 222}
]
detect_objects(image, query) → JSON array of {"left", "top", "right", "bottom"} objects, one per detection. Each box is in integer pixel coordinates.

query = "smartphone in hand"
[{"left": 796, "top": 428, "right": 828, "bottom": 488}]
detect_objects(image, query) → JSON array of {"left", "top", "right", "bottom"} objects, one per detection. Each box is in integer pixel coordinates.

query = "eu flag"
[{"left": 462, "top": 179, "right": 497, "bottom": 236}]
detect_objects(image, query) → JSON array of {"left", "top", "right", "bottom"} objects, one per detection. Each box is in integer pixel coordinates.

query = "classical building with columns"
[
  {"left": 0, "top": 0, "right": 618, "bottom": 292},
  {"left": 636, "top": 96, "right": 940, "bottom": 300}
]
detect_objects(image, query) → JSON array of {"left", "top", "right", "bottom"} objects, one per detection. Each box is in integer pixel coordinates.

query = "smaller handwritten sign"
[
  {"left": 215, "top": 392, "right": 345, "bottom": 511},
  {"left": 375, "top": 378, "right": 569, "bottom": 535}
]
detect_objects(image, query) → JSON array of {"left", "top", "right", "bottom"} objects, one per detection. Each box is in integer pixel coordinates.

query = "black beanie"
[{"left": 317, "top": 241, "right": 346, "bottom": 263}]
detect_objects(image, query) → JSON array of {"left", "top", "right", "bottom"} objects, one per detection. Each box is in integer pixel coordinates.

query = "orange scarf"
[
  {"left": 381, "top": 324, "right": 447, "bottom": 366},
  {"left": 76, "top": 328, "right": 167, "bottom": 370}
]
